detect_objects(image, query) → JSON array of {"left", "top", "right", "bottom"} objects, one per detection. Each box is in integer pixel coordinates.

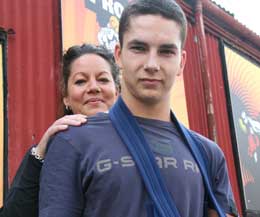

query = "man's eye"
[
  {"left": 130, "top": 46, "right": 145, "bottom": 52},
  {"left": 160, "top": 49, "right": 175, "bottom": 56},
  {"left": 75, "top": 79, "right": 86, "bottom": 85}
]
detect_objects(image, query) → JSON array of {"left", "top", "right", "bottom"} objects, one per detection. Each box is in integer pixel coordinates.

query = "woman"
[{"left": 0, "top": 44, "right": 119, "bottom": 217}]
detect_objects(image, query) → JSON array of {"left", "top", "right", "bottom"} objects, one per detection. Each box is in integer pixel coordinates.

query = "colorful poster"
[
  {"left": 61, "top": 0, "right": 128, "bottom": 51},
  {"left": 0, "top": 43, "right": 3, "bottom": 207},
  {"left": 61, "top": 0, "right": 189, "bottom": 126},
  {"left": 224, "top": 45, "right": 260, "bottom": 212}
]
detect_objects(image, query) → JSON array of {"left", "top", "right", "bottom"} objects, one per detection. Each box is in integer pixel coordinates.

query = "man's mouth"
[{"left": 140, "top": 78, "right": 161, "bottom": 85}]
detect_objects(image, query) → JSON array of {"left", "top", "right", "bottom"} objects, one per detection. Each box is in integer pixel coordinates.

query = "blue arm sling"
[{"left": 108, "top": 97, "right": 225, "bottom": 217}]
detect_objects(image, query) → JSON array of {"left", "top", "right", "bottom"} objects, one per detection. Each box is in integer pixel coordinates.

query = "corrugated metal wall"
[
  {"left": 0, "top": 0, "right": 61, "bottom": 183},
  {"left": 184, "top": 22, "right": 243, "bottom": 213},
  {"left": 206, "top": 33, "right": 242, "bottom": 213},
  {"left": 183, "top": 23, "right": 209, "bottom": 136},
  {"left": 183, "top": 22, "right": 243, "bottom": 214}
]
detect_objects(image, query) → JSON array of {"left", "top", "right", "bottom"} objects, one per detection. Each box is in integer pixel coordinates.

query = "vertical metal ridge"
[{"left": 0, "top": 0, "right": 61, "bottom": 183}]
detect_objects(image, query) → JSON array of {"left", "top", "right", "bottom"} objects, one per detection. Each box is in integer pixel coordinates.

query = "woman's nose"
[{"left": 87, "top": 79, "right": 101, "bottom": 93}]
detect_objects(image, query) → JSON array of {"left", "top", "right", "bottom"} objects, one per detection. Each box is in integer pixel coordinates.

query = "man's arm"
[
  {"left": 208, "top": 145, "right": 239, "bottom": 217},
  {"left": 39, "top": 135, "right": 84, "bottom": 217},
  {"left": 194, "top": 133, "right": 239, "bottom": 217}
]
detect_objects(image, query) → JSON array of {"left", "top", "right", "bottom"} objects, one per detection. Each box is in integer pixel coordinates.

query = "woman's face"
[{"left": 63, "top": 53, "right": 118, "bottom": 116}]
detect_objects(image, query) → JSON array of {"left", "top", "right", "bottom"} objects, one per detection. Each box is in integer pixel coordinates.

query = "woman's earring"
[{"left": 65, "top": 105, "right": 72, "bottom": 114}]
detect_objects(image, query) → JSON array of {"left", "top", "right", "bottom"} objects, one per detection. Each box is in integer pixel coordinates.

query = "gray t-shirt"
[{"left": 39, "top": 113, "right": 236, "bottom": 217}]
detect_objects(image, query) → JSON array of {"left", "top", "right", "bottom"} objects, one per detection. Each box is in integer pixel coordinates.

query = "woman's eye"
[
  {"left": 75, "top": 79, "right": 86, "bottom": 85},
  {"left": 98, "top": 78, "right": 110, "bottom": 83}
]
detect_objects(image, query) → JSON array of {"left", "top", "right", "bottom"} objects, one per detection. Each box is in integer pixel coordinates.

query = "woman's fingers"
[
  {"left": 55, "top": 114, "right": 87, "bottom": 126},
  {"left": 36, "top": 114, "right": 88, "bottom": 158}
]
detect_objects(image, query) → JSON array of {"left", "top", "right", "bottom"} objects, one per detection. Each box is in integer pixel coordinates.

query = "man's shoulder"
[
  {"left": 47, "top": 112, "right": 117, "bottom": 154},
  {"left": 188, "top": 130, "right": 229, "bottom": 180},
  {"left": 54, "top": 113, "right": 114, "bottom": 145},
  {"left": 86, "top": 112, "right": 111, "bottom": 125},
  {"left": 62, "top": 112, "right": 112, "bottom": 135},
  {"left": 189, "top": 130, "right": 225, "bottom": 159}
]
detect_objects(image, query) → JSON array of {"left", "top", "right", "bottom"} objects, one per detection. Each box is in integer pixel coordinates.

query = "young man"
[{"left": 39, "top": 0, "right": 238, "bottom": 216}]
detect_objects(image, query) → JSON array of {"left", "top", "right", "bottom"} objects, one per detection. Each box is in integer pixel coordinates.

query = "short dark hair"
[
  {"left": 62, "top": 43, "right": 119, "bottom": 97},
  {"left": 119, "top": 0, "right": 187, "bottom": 48},
  {"left": 61, "top": 44, "right": 120, "bottom": 115}
]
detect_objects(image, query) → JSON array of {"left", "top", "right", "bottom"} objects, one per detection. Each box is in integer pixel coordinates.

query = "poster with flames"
[
  {"left": 224, "top": 45, "right": 260, "bottom": 213},
  {"left": 61, "top": 0, "right": 189, "bottom": 127}
]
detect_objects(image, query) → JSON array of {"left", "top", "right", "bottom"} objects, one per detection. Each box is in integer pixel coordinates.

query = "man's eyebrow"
[
  {"left": 127, "top": 39, "right": 147, "bottom": 46},
  {"left": 159, "top": 44, "right": 178, "bottom": 49},
  {"left": 127, "top": 40, "right": 178, "bottom": 50}
]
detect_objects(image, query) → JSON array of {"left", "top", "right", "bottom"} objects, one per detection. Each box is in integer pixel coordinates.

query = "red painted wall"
[
  {"left": 179, "top": 1, "right": 260, "bottom": 214},
  {"left": 206, "top": 33, "right": 243, "bottom": 214},
  {"left": 183, "top": 23, "right": 242, "bottom": 214},
  {"left": 0, "top": 0, "right": 61, "bottom": 183},
  {"left": 183, "top": 23, "right": 209, "bottom": 136}
]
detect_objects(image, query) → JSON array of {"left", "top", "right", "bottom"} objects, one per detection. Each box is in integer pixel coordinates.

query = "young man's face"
[{"left": 115, "top": 15, "right": 186, "bottom": 106}]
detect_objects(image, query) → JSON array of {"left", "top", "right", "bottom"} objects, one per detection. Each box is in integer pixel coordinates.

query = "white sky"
[{"left": 212, "top": 0, "right": 260, "bottom": 36}]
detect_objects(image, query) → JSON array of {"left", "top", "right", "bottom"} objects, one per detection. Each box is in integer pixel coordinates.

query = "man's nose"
[{"left": 143, "top": 52, "right": 160, "bottom": 72}]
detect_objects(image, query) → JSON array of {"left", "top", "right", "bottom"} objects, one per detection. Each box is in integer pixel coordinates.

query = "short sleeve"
[
  {"left": 39, "top": 135, "right": 84, "bottom": 217},
  {"left": 193, "top": 132, "right": 238, "bottom": 216},
  {"left": 209, "top": 148, "right": 238, "bottom": 216}
]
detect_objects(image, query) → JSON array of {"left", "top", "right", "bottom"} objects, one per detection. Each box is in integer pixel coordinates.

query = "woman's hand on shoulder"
[{"left": 35, "top": 114, "right": 87, "bottom": 159}]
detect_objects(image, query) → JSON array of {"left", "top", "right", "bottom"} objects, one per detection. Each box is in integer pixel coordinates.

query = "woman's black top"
[{"left": 0, "top": 149, "right": 42, "bottom": 217}]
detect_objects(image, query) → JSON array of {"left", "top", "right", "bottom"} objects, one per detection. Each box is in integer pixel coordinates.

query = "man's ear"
[
  {"left": 114, "top": 43, "right": 123, "bottom": 69},
  {"left": 177, "top": 50, "right": 187, "bottom": 76}
]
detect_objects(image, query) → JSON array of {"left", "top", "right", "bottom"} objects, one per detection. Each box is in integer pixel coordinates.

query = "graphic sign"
[{"left": 224, "top": 45, "right": 260, "bottom": 213}]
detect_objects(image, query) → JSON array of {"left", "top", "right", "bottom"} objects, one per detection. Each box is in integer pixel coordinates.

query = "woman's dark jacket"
[{"left": 0, "top": 149, "right": 42, "bottom": 217}]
